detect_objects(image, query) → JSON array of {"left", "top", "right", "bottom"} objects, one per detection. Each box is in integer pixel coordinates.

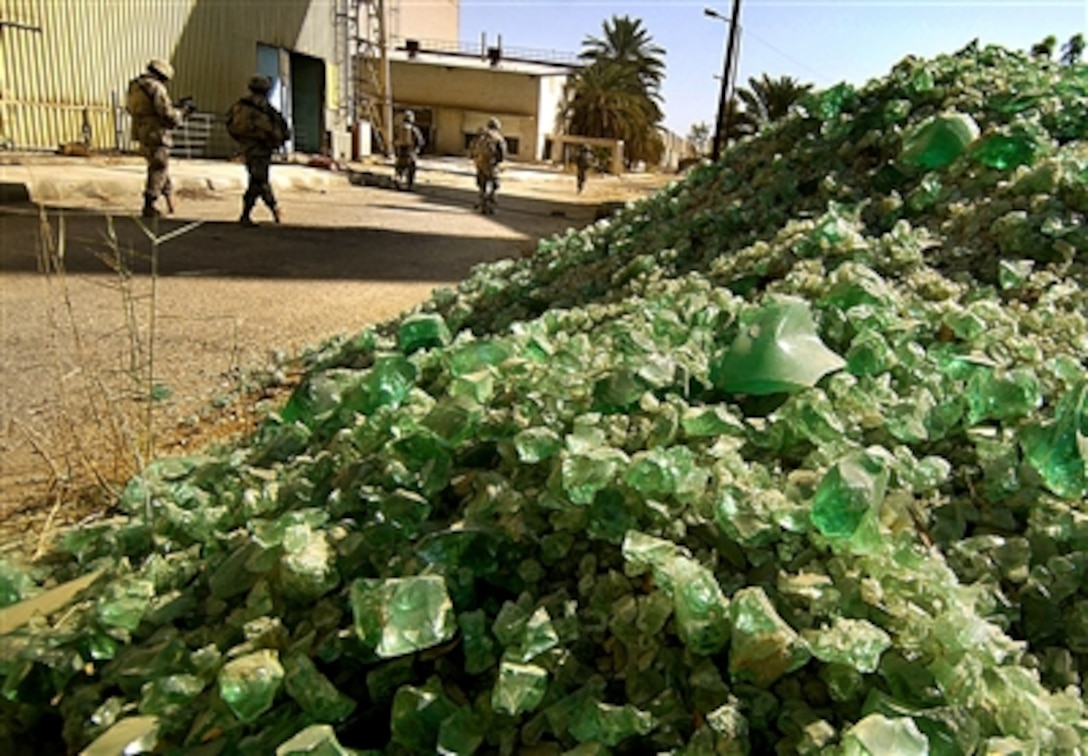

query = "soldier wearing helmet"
[
  {"left": 226, "top": 74, "right": 290, "bottom": 226},
  {"left": 393, "top": 109, "right": 425, "bottom": 190},
  {"left": 126, "top": 58, "right": 192, "bottom": 217},
  {"left": 470, "top": 116, "right": 506, "bottom": 214}
]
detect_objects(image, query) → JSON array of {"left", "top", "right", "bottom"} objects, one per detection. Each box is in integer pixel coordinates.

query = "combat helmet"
[
  {"left": 403, "top": 110, "right": 415, "bottom": 123},
  {"left": 248, "top": 75, "right": 273, "bottom": 93},
  {"left": 147, "top": 59, "right": 174, "bottom": 81},
  {"left": 487, "top": 117, "right": 501, "bottom": 130}
]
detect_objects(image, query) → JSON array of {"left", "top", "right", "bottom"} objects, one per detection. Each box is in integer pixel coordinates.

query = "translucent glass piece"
[
  {"left": 283, "top": 652, "right": 356, "bottom": 722},
  {"left": 390, "top": 681, "right": 456, "bottom": 751},
  {"left": 807, "top": 617, "right": 892, "bottom": 674},
  {"left": 810, "top": 450, "right": 889, "bottom": 540},
  {"left": 217, "top": 649, "right": 284, "bottom": 723},
  {"left": 398, "top": 312, "right": 451, "bottom": 354},
  {"left": 901, "top": 112, "right": 980, "bottom": 169},
  {"left": 842, "top": 714, "right": 928, "bottom": 755},
  {"left": 728, "top": 586, "right": 811, "bottom": 687},
  {"left": 971, "top": 124, "right": 1046, "bottom": 170},
  {"left": 276, "top": 724, "right": 354, "bottom": 756},
  {"left": 80, "top": 716, "right": 159, "bottom": 756},
  {"left": 966, "top": 368, "right": 1042, "bottom": 424},
  {"left": 1021, "top": 381, "right": 1087, "bottom": 499},
  {"left": 350, "top": 575, "right": 456, "bottom": 658},
  {"left": 711, "top": 297, "right": 845, "bottom": 395},
  {"left": 491, "top": 660, "right": 548, "bottom": 715},
  {"left": 622, "top": 531, "right": 730, "bottom": 655}
]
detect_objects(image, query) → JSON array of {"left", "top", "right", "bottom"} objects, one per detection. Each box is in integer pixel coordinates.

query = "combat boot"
[{"left": 141, "top": 195, "right": 160, "bottom": 218}]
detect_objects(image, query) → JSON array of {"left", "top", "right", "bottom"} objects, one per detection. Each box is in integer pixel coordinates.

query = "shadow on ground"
[{"left": 0, "top": 177, "right": 603, "bottom": 282}]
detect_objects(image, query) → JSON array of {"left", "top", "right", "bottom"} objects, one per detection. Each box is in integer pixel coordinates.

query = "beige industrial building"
[
  {"left": 1, "top": 1, "right": 680, "bottom": 169},
  {"left": 386, "top": 46, "right": 572, "bottom": 162},
  {"left": 0, "top": 0, "right": 458, "bottom": 159}
]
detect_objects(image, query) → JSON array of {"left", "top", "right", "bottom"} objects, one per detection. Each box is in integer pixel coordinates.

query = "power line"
[{"left": 740, "top": 28, "right": 837, "bottom": 84}]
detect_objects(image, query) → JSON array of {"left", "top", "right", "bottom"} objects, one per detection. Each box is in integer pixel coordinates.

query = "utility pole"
[{"left": 706, "top": 0, "right": 742, "bottom": 161}]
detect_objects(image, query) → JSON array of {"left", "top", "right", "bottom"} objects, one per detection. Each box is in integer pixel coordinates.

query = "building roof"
[{"left": 389, "top": 47, "right": 574, "bottom": 77}]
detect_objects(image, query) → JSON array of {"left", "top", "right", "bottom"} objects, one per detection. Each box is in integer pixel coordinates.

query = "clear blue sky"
[{"left": 459, "top": 0, "right": 1087, "bottom": 136}]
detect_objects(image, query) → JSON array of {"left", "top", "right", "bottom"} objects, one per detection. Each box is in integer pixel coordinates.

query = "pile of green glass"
[{"left": 2, "top": 43, "right": 1086, "bottom": 754}]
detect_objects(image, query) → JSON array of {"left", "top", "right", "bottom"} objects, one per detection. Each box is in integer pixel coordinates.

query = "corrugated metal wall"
[{"left": 1, "top": 0, "right": 341, "bottom": 153}]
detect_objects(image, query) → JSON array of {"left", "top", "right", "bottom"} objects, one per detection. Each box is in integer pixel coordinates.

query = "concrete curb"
[{"left": 0, "top": 158, "right": 349, "bottom": 205}]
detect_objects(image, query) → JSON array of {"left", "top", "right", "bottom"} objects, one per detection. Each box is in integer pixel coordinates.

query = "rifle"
[{"left": 177, "top": 96, "right": 197, "bottom": 116}]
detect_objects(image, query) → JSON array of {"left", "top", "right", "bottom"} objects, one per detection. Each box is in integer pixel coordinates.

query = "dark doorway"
[{"left": 290, "top": 52, "right": 325, "bottom": 154}]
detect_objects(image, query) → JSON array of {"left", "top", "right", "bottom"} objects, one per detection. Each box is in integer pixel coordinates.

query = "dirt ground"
[{"left": 0, "top": 160, "right": 673, "bottom": 551}]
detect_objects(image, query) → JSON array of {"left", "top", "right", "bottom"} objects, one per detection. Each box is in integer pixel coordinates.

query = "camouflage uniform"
[
  {"left": 471, "top": 119, "right": 506, "bottom": 213},
  {"left": 393, "top": 112, "right": 425, "bottom": 189},
  {"left": 127, "top": 60, "right": 186, "bottom": 216},
  {"left": 575, "top": 146, "right": 595, "bottom": 194},
  {"left": 226, "top": 77, "right": 290, "bottom": 226}
]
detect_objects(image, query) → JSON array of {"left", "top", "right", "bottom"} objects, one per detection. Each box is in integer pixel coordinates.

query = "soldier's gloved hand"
[{"left": 178, "top": 97, "right": 197, "bottom": 115}]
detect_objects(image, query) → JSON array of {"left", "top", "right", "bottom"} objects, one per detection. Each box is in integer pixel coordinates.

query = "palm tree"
[
  {"left": 735, "top": 74, "right": 812, "bottom": 127},
  {"left": 1061, "top": 33, "right": 1085, "bottom": 65},
  {"left": 562, "top": 15, "right": 667, "bottom": 167},
  {"left": 721, "top": 96, "right": 758, "bottom": 144},
  {"left": 579, "top": 15, "right": 665, "bottom": 97},
  {"left": 686, "top": 122, "right": 710, "bottom": 156},
  {"left": 1030, "top": 35, "right": 1058, "bottom": 59}
]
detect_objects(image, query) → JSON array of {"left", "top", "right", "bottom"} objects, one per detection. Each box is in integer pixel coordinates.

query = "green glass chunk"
[
  {"left": 217, "top": 649, "right": 284, "bottom": 723},
  {"left": 398, "top": 312, "right": 451, "bottom": 354},
  {"left": 810, "top": 450, "right": 889, "bottom": 540},
  {"left": 621, "top": 531, "right": 730, "bottom": 655},
  {"left": 569, "top": 700, "right": 655, "bottom": 747},
  {"left": 80, "top": 716, "right": 159, "bottom": 756},
  {"left": 279, "top": 529, "right": 340, "bottom": 602},
  {"left": 728, "top": 586, "right": 811, "bottom": 688},
  {"left": 448, "top": 339, "right": 510, "bottom": 376},
  {"left": 514, "top": 427, "right": 563, "bottom": 463},
  {"left": 276, "top": 724, "right": 354, "bottom": 756},
  {"left": 279, "top": 369, "right": 365, "bottom": 426},
  {"left": 209, "top": 542, "right": 261, "bottom": 600},
  {"left": 492, "top": 660, "right": 549, "bottom": 715},
  {"left": 842, "top": 714, "right": 928, "bottom": 755},
  {"left": 561, "top": 446, "right": 629, "bottom": 505},
  {"left": 625, "top": 447, "right": 689, "bottom": 497},
  {"left": 846, "top": 330, "right": 897, "bottom": 376},
  {"left": 493, "top": 604, "right": 559, "bottom": 663},
  {"left": 711, "top": 297, "right": 845, "bottom": 395},
  {"left": 390, "top": 681, "right": 457, "bottom": 751},
  {"left": 900, "top": 112, "right": 980, "bottom": 169},
  {"left": 807, "top": 617, "right": 892, "bottom": 674},
  {"left": 1021, "top": 381, "right": 1087, "bottom": 499},
  {"left": 0, "top": 559, "right": 36, "bottom": 608},
  {"left": 437, "top": 707, "right": 485, "bottom": 755},
  {"left": 95, "top": 578, "right": 155, "bottom": 632},
  {"left": 998, "top": 259, "right": 1034, "bottom": 290},
  {"left": 966, "top": 367, "right": 1042, "bottom": 424},
  {"left": 283, "top": 652, "right": 356, "bottom": 722},
  {"left": 137, "top": 674, "right": 204, "bottom": 717},
  {"left": 680, "top": 405, "right": 746, "bottom": 438},
  {"left": 350, "top": 575, "right": 456, "bottom": 658},
  {"left": 971, "top": 124, "right": 1045, "bottom": 170},
  {"left": 349, "top": 355, "right": 417, "bottom": 414}
]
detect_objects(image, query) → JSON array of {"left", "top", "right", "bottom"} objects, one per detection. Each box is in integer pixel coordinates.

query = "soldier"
[
  {"left": 575, "top": 145, "right": 595, "bottom": 194},
  {"left": 393, "top": 110, "right": 425, "bottom": 190},
  {"left": 471, "top": 117, "right": 506, "bottom": 214},
  {"left": 127, "top": 59, "right": 194, "bottom": 218},
  {"left": 226, "top": 75, "right": 290, "bottom": 227}
]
